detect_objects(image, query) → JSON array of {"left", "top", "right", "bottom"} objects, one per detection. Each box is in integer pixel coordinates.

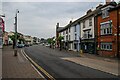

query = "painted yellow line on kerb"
[{"left": 22, "top": 49, "right": 55, "bottom": 80}]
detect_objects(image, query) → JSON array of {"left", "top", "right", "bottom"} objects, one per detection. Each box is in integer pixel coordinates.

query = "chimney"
[
  {"left": 106, "top": 0, "right": 111, "bottom": 4},
  {"left": 56, "top": 23, "right": 59, "bottom": 29},
  {"left": 96, "top": 4, "right": 103, "bottom": 9},
  {"left": 69, "top": 20, "right": 72, "bottom": 24},
  {"left": 86, "top": 9, "right": 92, "bottom": 14}
]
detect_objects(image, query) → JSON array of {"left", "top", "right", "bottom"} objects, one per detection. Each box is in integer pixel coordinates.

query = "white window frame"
[
  {"left": 102, "top": 8, "right": 109, "bottom": 19},
  {"left": 100, "top": 43, "right": 112, "bottom": 50},
  {"left": 89, "top": 18, "right": 92, "bottom": 26},
  {"left": 100, "top": 21, "right": 112, "bottom": 35}
]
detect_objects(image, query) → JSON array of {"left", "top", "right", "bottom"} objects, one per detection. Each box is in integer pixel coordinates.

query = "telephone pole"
[{"left": 14, "top": 9, "right": 19, "bottom": 56}]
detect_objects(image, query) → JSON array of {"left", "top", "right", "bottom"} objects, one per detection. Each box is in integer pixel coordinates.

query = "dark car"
[{"left": 25, "top": 44, "right": 29, "bottom": 47}]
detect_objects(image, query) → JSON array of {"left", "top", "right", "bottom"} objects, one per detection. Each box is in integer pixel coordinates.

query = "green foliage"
[
  {"left": 9, "top": 33, "right": 25, "bottom": 43},
  {"left": 9, "top": 35, "right": 15, "bottom": 41},
  {"left": 58, "top": 36, "right": 64, "bottom": 41},
  {"left": 47, "top": 38, "right": 53, "bottom": 44},
  {"left": 47, "top": 37, "right": 55, "bottom": 44}
]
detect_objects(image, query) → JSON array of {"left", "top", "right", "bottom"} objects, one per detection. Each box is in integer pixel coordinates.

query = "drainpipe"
[
  {"left": 117, "top": 7, "right": 119, "bottom": 58},
  {"left": 94, "top": 14, "right": 97, "bottom": 54}
]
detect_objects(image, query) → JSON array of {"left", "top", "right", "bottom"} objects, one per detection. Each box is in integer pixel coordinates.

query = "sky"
[{"left": 1, "top": 0, "right": 120, "bottom": 39}]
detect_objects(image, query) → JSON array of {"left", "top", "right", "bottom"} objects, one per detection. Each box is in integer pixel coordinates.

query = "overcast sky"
[{"left": 1, "top": 0, "right": 120, "bottom": 39}]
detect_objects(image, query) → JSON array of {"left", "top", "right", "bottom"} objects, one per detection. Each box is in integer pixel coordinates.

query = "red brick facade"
[{"left": 97, "top": 4, "right": 120, "bottom": 57}]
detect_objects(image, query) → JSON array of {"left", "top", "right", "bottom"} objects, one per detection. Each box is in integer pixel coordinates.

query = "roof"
[
  {"left": 57, "top": 5, "right": 102, "bottom": 32},
  {"left": 56, "top": 2, "right": 117, "bottom": 33},
  {"left": 56, "top": 27, "right": 64, "bottom": 32},
  {"left": 101, "top": 1, "right": 117, "bottom": 9},
  {"left": 109, "top": 3, "right": 120, "bottom": 11}
]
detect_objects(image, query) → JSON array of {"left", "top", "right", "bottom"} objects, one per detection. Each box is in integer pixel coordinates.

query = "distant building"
[
  {"left": 23, "top": 35, "right": 33, "bottom": 45},
  {"left": 0, "top": 17, "right": 5, "bottom": 48},
  {"left": 56, "top": 23, "right": 64, "bottom": 48},
  {"left": 3, "top": 31, "right": 8, "bottom": 45},
  {"left": 56, "top": 20, "right": 81, "bottom": 51}
]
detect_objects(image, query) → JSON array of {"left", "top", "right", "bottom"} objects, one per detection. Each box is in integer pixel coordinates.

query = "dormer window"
[{"left": 102, "top": 8, "right": 109, "bottom": 18}]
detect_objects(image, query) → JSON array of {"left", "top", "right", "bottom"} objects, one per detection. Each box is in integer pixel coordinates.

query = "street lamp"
[{"left": 14, "top": 9, "right": 19, "bottom": 56}]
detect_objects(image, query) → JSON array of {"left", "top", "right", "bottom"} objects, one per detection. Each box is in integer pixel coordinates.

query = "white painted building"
[
  {"left": 80, "top": 7, "right": 102, "bottom": 54},
  {"left": 23, "top": 35, "right": 33, "bottom": 45},
  {"left": 57, "top": 21, "right": 81, "bottom": 51},
  {"left": 68, "top": 23, "right": 80, "bottom": 51}
]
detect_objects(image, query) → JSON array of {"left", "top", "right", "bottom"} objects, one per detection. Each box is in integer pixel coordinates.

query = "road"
[{"left": 24, "top": 45, "right": 118, "bottom": 78}]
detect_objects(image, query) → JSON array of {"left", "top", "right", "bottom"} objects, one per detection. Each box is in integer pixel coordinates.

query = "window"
[
  {"left": 100, "top": 21, "right": 112, "bottom": 35},
  {"left": 66, "top": 35, "right": 68, "bottom": 41},
  {"left": 74, "top": 26, "right": 76, "bottom": 32},
  {"left": 83, "top": 21, "right": 85, "bottom": 28},
  {"left": 100, "top": 43, "right": 112, "bottom": 50},
  {"left": 66, "top": 30, "right": 68, "bottom": 34},
  {"left": 89, "top": 18, "right": 92, "bottom": 26},
  {"left": 69, "top": 28, "right": 70, "bottom": 33},
  {"left": 69, "top": 35, "right": 70, "bottom": 41},
  {"left": 83, "top": 30, "right": 91, "bottom": 39},
  {"left": 102, "top": 8, "right": 109, "bottom": 18},
  {"left": 75, "top": 34, "right": 77, "bottom": 40},
  {"left": 63, "top": 31, "right": 65, "bottom": 35}
]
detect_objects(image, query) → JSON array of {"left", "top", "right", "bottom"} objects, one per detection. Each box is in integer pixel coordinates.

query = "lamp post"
[{"left": 14, "top": 9, "right": 19, "bottom": 56}]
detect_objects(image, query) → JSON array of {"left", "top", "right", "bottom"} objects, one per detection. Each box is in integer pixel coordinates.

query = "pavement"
[
  {"left": 2, "top": 45, "right": 119, "bottom": 79},
  {"left": 2, "top": 46, "right": 43, "bottom": 79},
  {"left": 62, "top": 57, "right": 119, "bottom": 76},
  {"left": 56, "top": 48, "right": 119, "bottom": 76}
]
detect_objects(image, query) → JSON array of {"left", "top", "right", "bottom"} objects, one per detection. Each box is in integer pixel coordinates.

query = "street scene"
[{"left": 0, "top": 0, "right": 120, "bottom": 80}]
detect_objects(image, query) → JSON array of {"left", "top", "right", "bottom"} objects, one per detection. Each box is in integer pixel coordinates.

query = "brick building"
[{"left": 97, "top": 2, "right": 120, "bottom": 57}]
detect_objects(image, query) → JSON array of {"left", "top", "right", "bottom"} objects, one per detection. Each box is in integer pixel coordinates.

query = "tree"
[
  {"left": 9, "top": 33, "right": 25, "bottom": 48},
  {"left": 57, "top": 36, "right": 64, "bottom": 51},
  {"left": 47, "top": 38, "right": 52, "bottom": 48}
]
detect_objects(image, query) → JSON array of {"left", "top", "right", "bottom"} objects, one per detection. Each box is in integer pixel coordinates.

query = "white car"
[{"left": 45, "top": 44, "right": 50, "bottom": 47}]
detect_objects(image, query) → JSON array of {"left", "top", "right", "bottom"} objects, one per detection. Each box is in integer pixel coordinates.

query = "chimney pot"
[{"left": 106, "top": 0, "right": 111, "bottom": 4}]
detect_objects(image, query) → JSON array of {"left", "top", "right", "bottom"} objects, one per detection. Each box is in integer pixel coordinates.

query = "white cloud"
[
  {"left": 2, "top": 0, "right": 105, "bottom": 2},
  {"left": 4, "top": 1, "right": 118, "bottom": 38}
]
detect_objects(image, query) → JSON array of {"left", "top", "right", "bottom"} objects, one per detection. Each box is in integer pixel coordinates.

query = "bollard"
[
  {"left": 14, "top": 49, "right": 17, "bottom": 56},
  {"left": 80, "top": 50, "right": 83, "bottom": 56}
]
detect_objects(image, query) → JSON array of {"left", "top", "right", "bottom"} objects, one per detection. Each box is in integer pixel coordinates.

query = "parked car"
[
  {"left": 25, "top": 44, "right": 29, "bottom": 47},
  {"left": 45, "top": 44, "right": 50, "bottom": 47},
  {"left": 17, "top": 43, "right": 25, "bottom": 48}
]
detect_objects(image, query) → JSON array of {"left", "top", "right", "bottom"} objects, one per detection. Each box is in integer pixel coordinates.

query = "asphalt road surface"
[{"left": 24, "top": 45, "right": 118, "bottom": 79}]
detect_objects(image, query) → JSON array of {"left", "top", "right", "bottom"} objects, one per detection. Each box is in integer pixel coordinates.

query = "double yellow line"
[{"left": 22, "top": 49, "right": 55, "bottom": 80}]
